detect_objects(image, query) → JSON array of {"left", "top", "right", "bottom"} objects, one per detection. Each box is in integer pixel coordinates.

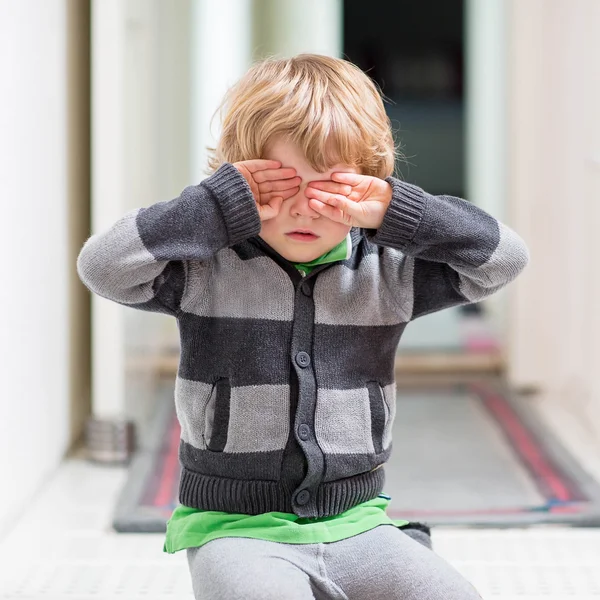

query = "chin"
[{"left": 283, "top": 250, "right": 319, "bottom": 263}]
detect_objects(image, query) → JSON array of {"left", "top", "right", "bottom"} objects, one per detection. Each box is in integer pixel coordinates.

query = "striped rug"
[{"left": 113, "top": 380, "right": 600, "bottom": 532}]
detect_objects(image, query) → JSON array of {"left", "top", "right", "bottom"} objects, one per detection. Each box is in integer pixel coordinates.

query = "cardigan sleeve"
[
  {"left": 76, "top": 163, "right": 260, "bottom": 317},
  {"left": 366, "top": 177, "right": 530, "bottom": 320}
]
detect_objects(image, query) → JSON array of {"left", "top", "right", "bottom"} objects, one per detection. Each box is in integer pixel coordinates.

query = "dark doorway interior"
[
  {"left": 344, "top": 2, "right": 489, "bottom": 350},
  {"left": 343, "top": 0, "right": 464, "bottom": 197}
]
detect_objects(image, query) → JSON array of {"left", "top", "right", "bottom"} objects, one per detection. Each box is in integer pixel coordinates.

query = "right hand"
[{"left": 233, "top": 159, "right": 301, "bottom": 221}]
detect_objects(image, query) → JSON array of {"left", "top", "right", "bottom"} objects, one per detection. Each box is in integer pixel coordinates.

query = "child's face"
[{"left": 259, "top": 137, "right": 357, "bottom": 263}]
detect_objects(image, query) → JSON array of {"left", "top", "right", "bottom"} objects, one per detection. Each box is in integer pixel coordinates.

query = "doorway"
[{"left": 343, "top": 0, "right": 500, "bottom": 376}]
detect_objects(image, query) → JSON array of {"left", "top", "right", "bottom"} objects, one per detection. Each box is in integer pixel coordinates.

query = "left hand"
[{"left": 305, "top": 172, "right": 393, "bottom": 229}]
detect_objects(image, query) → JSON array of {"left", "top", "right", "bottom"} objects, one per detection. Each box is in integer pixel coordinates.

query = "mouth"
[{"left": 285, "top": 229, "right": 320, "bottom": 242}]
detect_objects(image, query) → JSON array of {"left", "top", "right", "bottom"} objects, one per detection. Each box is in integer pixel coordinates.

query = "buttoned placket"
[
  {"left": 288, "top": 269, "right": 323, "bottom": 515},
  {"left": 247, "top": 233, "right": 361, "bottom": 516}
]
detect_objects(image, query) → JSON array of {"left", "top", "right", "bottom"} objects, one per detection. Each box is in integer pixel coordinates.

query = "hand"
[
  {"left": 305, "top": 173, "right": 393, "bottom": 229},
  {"left": 233, "top": 159, "right": 301, "bottom": 221}
]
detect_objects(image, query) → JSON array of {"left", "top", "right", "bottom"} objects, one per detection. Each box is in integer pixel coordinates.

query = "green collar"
[{"left": 292, "top": 233, "right": 352, "bottom": 276}]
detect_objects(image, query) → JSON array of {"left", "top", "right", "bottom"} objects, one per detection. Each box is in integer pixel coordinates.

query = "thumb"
[{"left": 257, "top": 197, "right": 283, "bottom": 221}]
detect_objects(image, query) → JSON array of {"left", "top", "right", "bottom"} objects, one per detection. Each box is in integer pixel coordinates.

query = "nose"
[{"left": 290, "top": 184, "right": 319, "bottom": 218}]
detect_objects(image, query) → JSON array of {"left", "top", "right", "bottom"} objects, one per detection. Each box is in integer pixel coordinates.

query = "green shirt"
[
  {"left": 164, "top": 494, "right": 408, "bottom": 553},
  {"left": 292, "top": 232, "right": 352, "bottom": 276},
  {"left": 163, "top": 234, "right": 409, "bottom": 554}
]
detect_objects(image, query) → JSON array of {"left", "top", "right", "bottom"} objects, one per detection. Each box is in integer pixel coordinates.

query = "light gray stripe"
[
  {"left": 174, "top": 377, "right": 213, "bottom": 450},
  {"left": 458, "top": 222, "right": 530, "bottom": 302},
  {"left": 314, "top": 253, "right": 413, "bottom": 325},
  {"left": 182, "top": 248, "right": 295, "bottom": 321},
  {"left": 224, "top": 384, "right": 290, "bottom": 453},
  {"left": 175, "top": 378, "right": 291, "bottom": 453},
  {"left": 77, "top": 209, "right": 167, "bottom": 305},
  {"left": 314, "top": 388, "right": 375, "bottom": 454}
]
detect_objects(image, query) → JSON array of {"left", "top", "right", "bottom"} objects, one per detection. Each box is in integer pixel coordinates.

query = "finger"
[
  {"left": 258, "top": 197, "right": 283, "bottom": 221},
  {"left": 330, "top": 172, "right": 364, "bottom": 185},
  {"left": 253, "top": 168, "right": 298, "bottom": 183},
  {"left": 258, "top": 176, "right": 302, "bottom": 193},
  {"left": 261, "top": 186, "right": 299, "bottom": 203},
  {"left": 304, "top": 186, "right": 362, "bottom": 218},
  {"left": 239, "top": 159, "right": 282, "bottom": 173},
  {"left": 306, "top": 181, "right": 352, "bottom": 196},
  {"left": 308, "top": 199, "right": 352, "bottom": 226}
]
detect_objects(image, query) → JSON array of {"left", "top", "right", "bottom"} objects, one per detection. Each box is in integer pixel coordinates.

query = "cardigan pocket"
[
  {"left": 204, "top": 377, "right": 231, "bottom": 452},
  {"left": 367, "top": 381, "right": 386, "bottom": 454}
]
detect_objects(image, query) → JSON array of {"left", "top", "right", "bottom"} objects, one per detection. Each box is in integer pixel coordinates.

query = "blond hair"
[{"left": 206, "top": 54, "right": 397, "bottom": 178}]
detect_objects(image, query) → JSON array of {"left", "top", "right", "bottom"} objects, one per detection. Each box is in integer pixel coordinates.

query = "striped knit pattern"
[{"left": 77, "top": 162, "right": 530, "bottom": 518}]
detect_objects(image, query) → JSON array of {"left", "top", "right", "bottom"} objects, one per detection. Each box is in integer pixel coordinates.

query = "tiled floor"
[
  {"left": 1, "top": 394, "right": 600, "bottom": 599},
  {"left": 0, "top": 457, "right": 599, "bottom": 599}
]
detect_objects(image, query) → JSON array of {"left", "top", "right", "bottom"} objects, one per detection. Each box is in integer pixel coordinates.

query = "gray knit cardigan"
[{"left": 77, "top": 162, "right": 530, "bottom": 518}]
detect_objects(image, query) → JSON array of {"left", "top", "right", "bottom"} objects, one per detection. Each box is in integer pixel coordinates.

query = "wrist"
[
  {"left": 370, "top": 177, "right": 426, "bottom": 248},
  {"left": 371, "top": 181, "right": 393, "bottom": 230}
]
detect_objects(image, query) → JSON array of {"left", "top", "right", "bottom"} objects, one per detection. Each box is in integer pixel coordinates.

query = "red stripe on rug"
[
  {"left": 386, "top": 502, "right": 586, "bottom": 519},
  {"left": 473, "top": 384, "right": 572, "bottom": 502},
  {"left": 154, "top": 414, "right": 181, "bottom": 507}
]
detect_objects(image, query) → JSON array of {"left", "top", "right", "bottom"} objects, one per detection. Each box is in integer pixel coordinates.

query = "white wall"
[
  {"left": 191, "top": 0, "right": 253, "bottom": 181},
  {"left": 252, "top": 0, "right": 342, "bottom": 60},
  {"left": 507, "top": 0, "right": 600, "bottom": 436},
  {"left": 0, "top": 0, "right": 76, "bottom": 533},
  {"left": 90, "top": 0, "right": 193, "bottom": 429},
  {"left": 465, "top": 0, "right": 508, "bottom": 338}
]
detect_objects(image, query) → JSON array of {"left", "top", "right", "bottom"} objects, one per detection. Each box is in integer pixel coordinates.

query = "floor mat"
[{"left": 112, "top": 381, "right": 600, "bottom": 532}]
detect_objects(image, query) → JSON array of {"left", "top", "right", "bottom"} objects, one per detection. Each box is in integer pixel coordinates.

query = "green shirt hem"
[{"left": 163, "top": 496, "right": 409, "bottom": 554}]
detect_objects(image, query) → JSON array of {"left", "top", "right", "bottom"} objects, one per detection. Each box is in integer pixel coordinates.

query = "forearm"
[
  {"left": 76, "top": 162, "right": 260, "bottom": 313},
  {"left": 369, "top": 177, "right": 530, "bottom": 308}
]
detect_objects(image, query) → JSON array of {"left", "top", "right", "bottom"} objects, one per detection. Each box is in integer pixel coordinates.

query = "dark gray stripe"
[
  {"left": 177, "top": 314, "right": 293, "bottom": 385},
  {"left": 323, "top": 448, "right": 392, "bottom": 482},
  {"left": 179, "top": 440, "right": 284, "bottom": 481},
  {"left": 136, "top": 162, "right": 260, "bottom": 262},
  {"left": 313, "top": 323, "right": 406, "bottom": 389},
  {"left": 177, "top": 317, "right": 404, "bottom": 388},
  {"left": 411, "top": 194, "right": 500, "bottom": 265},
  {"left": 411, "top": 259, "right": 468, "bottom": 320},
  {"left": 136, "top": 186, "right": 228, "bottom": 262},
  {"left": 128, "top": 261, "right": 187, "bottom": 315}
]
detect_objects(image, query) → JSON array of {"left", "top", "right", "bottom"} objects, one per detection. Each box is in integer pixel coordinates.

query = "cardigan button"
[
  {"left": 298, "top": 424, "right": 310, "bottom": 440},
  {"left": 301, "top": 282, "right": 312, "bottom": 297},
  {"left": 295, "top": 352, "right": 311, "bottom": 368},
  {"left": 295, "top": 489, "right": 310, "bottom": 505}
]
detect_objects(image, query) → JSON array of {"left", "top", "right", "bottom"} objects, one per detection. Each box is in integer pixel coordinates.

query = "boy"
[{"left": 77, "top": 54, "right": 528, "bottom": 599}]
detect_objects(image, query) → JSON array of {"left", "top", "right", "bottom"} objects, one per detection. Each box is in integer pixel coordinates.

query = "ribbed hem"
[
  {"left": 203, "top": 163, "right": 262, "bottom": 246},
  {"left": 370, "top": 178, "right": 428, "bottom": 249},
  {"left": 179, "top": 468, "right": 293, "bottom": 515},
  {"left": 314, "top": 467, "right": 385, "bottom": 517},
  {"left": 179, "top": 466, "right": 385, "bottom": 518}
]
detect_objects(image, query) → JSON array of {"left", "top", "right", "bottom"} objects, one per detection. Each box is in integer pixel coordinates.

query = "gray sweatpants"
[{"left": 186, "top": 525, "right": 483, "bottom": 599}]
